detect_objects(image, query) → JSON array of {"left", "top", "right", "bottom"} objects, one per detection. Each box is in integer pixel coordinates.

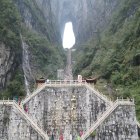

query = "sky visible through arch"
[{"left": 63, "top": 22, "right": 75, "bottom": 49}]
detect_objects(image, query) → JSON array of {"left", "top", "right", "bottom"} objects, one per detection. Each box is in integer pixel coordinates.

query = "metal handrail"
[
  {"left": 81, "top": 99, "right": 134, "bottom": 140},
  {"left": 0, "top": 100, "right": 49, "bottom": 140}
]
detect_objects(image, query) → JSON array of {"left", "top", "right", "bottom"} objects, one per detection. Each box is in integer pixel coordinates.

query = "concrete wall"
[
  {"left": 87, "top": 105, "right": 138, "bottom": 140},
  {"left": 25, "top": 86, "right": 109, "bottom": 139},
  {"left": 0, "top": 104, "right": 44, "bottom": 140},
  {"left": 0, "top": 85, "right": 138, "bottom": 140}
]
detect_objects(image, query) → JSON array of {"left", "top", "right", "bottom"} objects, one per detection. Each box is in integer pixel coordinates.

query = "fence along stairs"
[
  {"left": 23, "top": 83, "right": 47, "bottom": 104},
  {"left": 84, "top": 83, "right": 113, "bottom": 105},
  {"left": 23, "top": 80, "right": 86, "bottom": 104},
  {"left": 81, "top": 99, "right": 135, "bottom": 140},
  {"left": 0, "top": 100, "right": 49, "bottom": 140},
  {"left": 23, "top": 80, "right": 113, "bottom": 105}
]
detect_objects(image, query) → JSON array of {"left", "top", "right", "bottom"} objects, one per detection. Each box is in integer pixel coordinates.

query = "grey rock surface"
[
  {"left": 0, "top": 43, "right": 14, "bottom": 90},
  {"left": 16, "top": 0, "right": 121, "bottom": 43}
]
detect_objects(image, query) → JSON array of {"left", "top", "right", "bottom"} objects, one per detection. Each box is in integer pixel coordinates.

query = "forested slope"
[{"left": 73, "top": 0, "right": 140, "bottom": 120}]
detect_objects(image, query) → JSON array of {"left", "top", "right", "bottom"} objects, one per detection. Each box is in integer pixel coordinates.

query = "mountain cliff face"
[
  {"left": 15, "top": 0, "right": 61, "bottom": 43},
  {"left": 42, "top": 0, "right": 120, "bottom": 43},
  {"left": 15, "top": 0, "right": 65, "bottom": 92},
  {"left": 0, "top": 43, "right": 14, "bottom": 90},
  {"left": 72, "top": 0, "right": 140, "bottom": 119},
  {"left": 0, "top": 0, "right": 65, "bottom": 97}
]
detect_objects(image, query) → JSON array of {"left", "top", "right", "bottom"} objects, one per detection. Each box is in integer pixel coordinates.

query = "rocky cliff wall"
[
  {"left": 0, "top": 43, "right": 16, "bottom": 90},
  {"left": 0, "top": 0, "right": 123, "bottom": 94},
  {"left": 45, "top": 0, "right": 121, "bottom": 43},
  {"left": 12, "top": 0, "right": 65, "bottom": 93},
  {"left": 22, "top": 0, "right": 120, "bottom": 43},
  {"left": 15, "top": 0, "right": 60, "bottom": 43}
]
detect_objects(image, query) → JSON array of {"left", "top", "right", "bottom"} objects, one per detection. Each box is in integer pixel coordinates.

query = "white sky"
[{"left": 63, "top": 22, "right": 75, "bottom": 49}]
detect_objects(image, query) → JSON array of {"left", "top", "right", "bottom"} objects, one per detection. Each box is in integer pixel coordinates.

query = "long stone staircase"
[
  {"left": 81, "top": 99, "right": 135, "bottom": 140},
  {"left": 0, "top": 100, "right": 49, "bottom": 140},
  {"left": 22, "top": 80, "right": 139, "bottom": 139}
]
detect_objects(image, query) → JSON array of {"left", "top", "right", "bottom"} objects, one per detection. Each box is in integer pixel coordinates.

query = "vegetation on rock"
[
  {"left": 22, "top": 28, "right": 65, "bottom": 79},
  {"left": 0, "top": 0, "right": 25, "bottom": 99},
  {"left": 0, "top": 0, "right": 65, "bottom": 99},
  {"left": 0, "top": 0, "right": 21, "bottom": 49},
  {"left": 73, "top": 0, "right": 140, "bottom": 120}
]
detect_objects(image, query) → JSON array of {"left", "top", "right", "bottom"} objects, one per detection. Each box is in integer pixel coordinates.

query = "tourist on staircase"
[
  {"left": 70, "top": 133, "right": 72, "bottom": 140},
  {"left": 59, "top": 132, "right": 63, "bottom": 140},
  {"left": 50, "top": 133, "right": 54, "bottom": 140},
  {"left": 24, "top": 104, "right": 28, "bottom": 113}
]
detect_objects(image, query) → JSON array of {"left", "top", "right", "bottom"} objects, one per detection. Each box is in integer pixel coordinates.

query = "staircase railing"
[
  {"left": 45, "top": 80, "right": 86, "bottom": 86},
  {"left": 81, "top": 99, "right": 135, "bottom": 140},
  {"left": 23, "top": 80, "right": 112, "bottom": 105},
  {"left": 23, "top": 80, "right": 86, "bottom": 104},
  {"left": 0, "top": 100, "right": 49, "bottom": 140},
  {"left": 84, "top": 83, "right": 113, "bottom": 105},
  {"left": 23, "top": 84, "right": 47, "bottom": 104}
]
